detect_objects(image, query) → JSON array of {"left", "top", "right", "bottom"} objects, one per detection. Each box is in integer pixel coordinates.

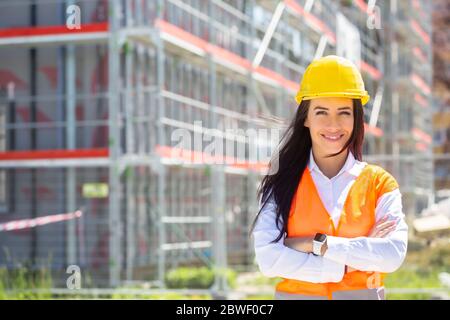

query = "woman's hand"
[
  {"left": 346, "top": 216, "right": 397, "bottom": 273},
  {"left": 284, "top": 236, "right": 314, "bottom": 253},
  {"left": 367, "top": 215, "right": 397, "bottom": 238}
]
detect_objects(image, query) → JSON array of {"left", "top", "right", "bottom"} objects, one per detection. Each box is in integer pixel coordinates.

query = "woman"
[{"left": 250, "top": 55, "right": 408, "bottom": 300}]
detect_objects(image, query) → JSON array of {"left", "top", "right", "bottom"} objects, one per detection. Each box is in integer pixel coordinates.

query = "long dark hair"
[{"left": 249, "top": 98, "right": 365, "bottom": 243}]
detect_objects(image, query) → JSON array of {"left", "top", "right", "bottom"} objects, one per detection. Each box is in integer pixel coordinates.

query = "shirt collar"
[{"left": 308, "top": 148, "right": 360, "bottom": 178}]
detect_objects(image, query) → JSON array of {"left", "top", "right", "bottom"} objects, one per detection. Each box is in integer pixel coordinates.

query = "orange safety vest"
[{"left": 275, "top": 164, "right": 399, "bottom": 300}]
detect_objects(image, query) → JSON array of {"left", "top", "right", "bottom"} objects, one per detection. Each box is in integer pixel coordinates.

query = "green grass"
[
  {"left": 0, "top": 267, "right": 52, "bottom": 300},
  {"left": 384, "top": 266, "right": 449, "bottom": 300},
  {"left": 245, "top": 294, "right": 274, "bottom": 300},
  {"left": 165, "top": 266, "right": 237, "bottom": 289},
  {"left": 242, "top": 274, "right": 281, "bottom": 287},
  {"left": 386, "top": 293, "right": 433, "bottom": 300},
  {"left": 384, "top": 267, "right": 444, "bottom": 288},
  {"left": 110, "top": 292, "right": 212, "bottom": 300}
]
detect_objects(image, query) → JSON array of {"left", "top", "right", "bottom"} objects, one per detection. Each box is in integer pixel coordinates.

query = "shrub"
[{"left": 165, "top": 266, "right": 236, "bottom": 289}]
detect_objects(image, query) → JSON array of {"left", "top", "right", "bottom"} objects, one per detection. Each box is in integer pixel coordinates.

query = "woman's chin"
[{"left": 321, "top": 146, "right": 346, "bottom": 155}]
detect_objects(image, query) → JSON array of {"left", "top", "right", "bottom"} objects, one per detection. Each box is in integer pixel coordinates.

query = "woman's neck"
[{"left": 312, "top": 148, "right": 349, "bottom": 179}]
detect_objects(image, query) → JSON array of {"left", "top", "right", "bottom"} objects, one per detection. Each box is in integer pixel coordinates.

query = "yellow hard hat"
[{"left": 295, "top": 55, "right": 370, "bottom": 106}]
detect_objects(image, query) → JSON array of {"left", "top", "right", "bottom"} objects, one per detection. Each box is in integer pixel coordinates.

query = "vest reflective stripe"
[
  {"left": 274, "top": 291, "right": 328, "bottom": 300},
  {"left": 332, "top": 287, "right": 385, "bottom": 300},
  {"left": 274, "top": 288, "right": 385, "bottom": 300},
  {"left": 275, "top": 164, "right": 399, "bottom": 300}
]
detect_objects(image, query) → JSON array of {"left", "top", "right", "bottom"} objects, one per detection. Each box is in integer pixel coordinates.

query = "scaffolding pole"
[
  {"left": 108, "top": 0, "right": 122, "bottom": 287},
  {"left": 65, "top": 38, "right": 77, "bottom": 267}
]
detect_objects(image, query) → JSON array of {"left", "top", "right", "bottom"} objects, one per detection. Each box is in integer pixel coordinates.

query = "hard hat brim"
[{"left": 295, "top": 92, "right": 370, "bottom": 106}]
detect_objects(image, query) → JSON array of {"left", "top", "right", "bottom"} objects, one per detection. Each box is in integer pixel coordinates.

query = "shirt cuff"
[
  {"left": 320, "top": 258, "right": 346, "bottom": 283},
  {"left": 323, "top": 235, "right": 351, "bottom": 265}
]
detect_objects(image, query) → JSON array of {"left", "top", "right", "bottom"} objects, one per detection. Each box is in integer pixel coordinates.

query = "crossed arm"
[{"left": 252, "top": 190, "right": 408, "bottom": 283}]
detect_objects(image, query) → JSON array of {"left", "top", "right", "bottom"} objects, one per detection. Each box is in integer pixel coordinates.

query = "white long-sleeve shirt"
[{"left": 252, "top": 149, "right": 408, "bottom": 283}]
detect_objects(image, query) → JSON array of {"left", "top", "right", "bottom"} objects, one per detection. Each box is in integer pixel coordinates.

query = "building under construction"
[{"left": 0, "top": 0, "right": 434, "bottom": 289}]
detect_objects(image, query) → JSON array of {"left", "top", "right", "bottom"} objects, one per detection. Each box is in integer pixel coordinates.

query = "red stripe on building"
[
  {"left": 414, "top": 93, "right": 428, "bottom": 108},
  {"left": 364, "top": 123, "right": 383, "bottom": 137},
  {"left": 207, "top": 43, "right": 251, "bottom": 70},
  {"left": 412, "top": 128, "right": 432, "bottom": 144},
  {"left": 254, "top": 65, "right": 299, "bottom": 91},
  {"left": 155, "top": 145, "right": 269, "bottom": 171},
  {"left": 283, "top": 0, "right": 336, "bottom": 45},
  {"left": 360, "top": 60, "right": 382, "bottom": 80},
  {"left": 413, "top": 46, "right": 427, "bottom": 63},
  {"left": 0, "top": 22, "right": 108, "bottom": 38},
  {"left": 0, "top": 149, "right": 109, "bottom": 161},
  {"left": 354, "top": 0, "right": 369, "bottom": 13},
  {"left": 0, "top": 69, "right": 27, "bottom": 89},
  {"left": 411, "top": 73, "right": 431, "bottom": 95},
  {"left": 415, "top": 142, "right": 428, "bottom": 152},
  {"left": 410, "top": 19, "right": 430, "bottom": 44}
]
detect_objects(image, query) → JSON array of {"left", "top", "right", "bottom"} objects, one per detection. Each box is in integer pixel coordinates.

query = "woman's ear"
[{"left": 304, "top": 117, "right": 309, "bottom": 128}]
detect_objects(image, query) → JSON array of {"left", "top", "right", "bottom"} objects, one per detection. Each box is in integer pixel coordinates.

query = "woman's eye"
[{"left": 315, "top": 111, "right": 351, "bottom": 115}]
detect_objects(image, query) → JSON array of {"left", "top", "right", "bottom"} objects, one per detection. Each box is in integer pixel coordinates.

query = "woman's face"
[{"left": 304, "top": 97, "right": 354, "bottom": 156}]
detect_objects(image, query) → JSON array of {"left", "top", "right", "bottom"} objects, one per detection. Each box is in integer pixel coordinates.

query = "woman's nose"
[{"left": 324, "top": 116, "right": 342, "bottom": 130}]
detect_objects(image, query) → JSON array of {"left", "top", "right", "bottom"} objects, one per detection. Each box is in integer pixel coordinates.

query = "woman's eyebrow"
[{"left": 313, "top": 106, "right": 352, "bottom": 110}]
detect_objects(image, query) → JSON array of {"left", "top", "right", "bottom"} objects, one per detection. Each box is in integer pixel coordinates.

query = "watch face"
[{"left": 314, "top": 233, "right": 326, "bottom": 242}]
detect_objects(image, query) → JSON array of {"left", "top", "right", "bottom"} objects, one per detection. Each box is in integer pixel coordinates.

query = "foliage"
[
  {"left": 0, "top": 267, "right": 52, "bottom": 300},
  {"left": 165, "top": 266, "right": 236, "bottom": 289}
]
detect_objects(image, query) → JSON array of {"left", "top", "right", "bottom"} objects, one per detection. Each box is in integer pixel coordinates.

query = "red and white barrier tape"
[{"left": 0, "top": 210, "right": 83, "bottom": 232}]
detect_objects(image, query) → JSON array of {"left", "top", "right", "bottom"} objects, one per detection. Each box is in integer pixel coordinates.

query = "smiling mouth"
[{"left": 321, "top": 134, "right": 344, "bottom": 142}]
